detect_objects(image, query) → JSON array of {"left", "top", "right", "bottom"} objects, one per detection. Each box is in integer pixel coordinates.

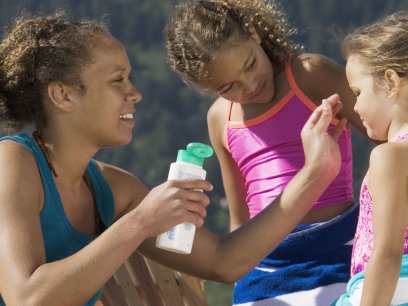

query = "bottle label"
[
  {"left": 168, "top": 165, "right": 204, "bottom": 180},
  {"left": 156, "top": 162, "right": 206, "bottom": 254}
]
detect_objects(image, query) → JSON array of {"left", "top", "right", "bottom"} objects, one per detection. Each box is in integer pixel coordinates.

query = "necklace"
[{"left": 32, "top": 130, "right": 58, "bottom": 177}]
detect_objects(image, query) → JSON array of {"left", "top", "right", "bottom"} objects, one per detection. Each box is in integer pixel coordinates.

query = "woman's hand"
[
  {"left": 133, "top": 179, "right": 213, "bottom": 237},
  {"left": 301, "top": 93, "right": 347, "bottom": 181}
]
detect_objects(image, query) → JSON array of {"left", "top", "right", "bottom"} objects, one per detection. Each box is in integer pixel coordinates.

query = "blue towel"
[
  {"left": 233, "top": 203, "right": 359, "bottom": 306},
  {"left": 332, "top": 254, "right": 408, "bottom": 306}
]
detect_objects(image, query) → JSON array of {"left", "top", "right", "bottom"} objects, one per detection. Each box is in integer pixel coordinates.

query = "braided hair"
[{"left": 0, "top": 11, "right": 108, "bottom": 133}]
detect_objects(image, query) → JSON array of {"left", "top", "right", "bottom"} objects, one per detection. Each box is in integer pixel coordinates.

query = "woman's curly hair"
[
  {"left": 0, "top": 11, "right": 109, "bottom": 133},
  {"left": 165, "top": 0, "right": 301, "bottom": 87}
]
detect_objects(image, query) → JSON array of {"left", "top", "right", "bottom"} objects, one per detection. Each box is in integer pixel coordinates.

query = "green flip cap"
[{"left": 176, "top": 142, "right": 214, "bottom": 167}]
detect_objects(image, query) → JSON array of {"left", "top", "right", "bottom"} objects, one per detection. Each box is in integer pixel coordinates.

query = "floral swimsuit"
[{"left": 351, "top": 132, "right": 408, "bottom": 276}]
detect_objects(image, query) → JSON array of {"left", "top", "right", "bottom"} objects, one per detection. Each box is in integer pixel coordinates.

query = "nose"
[
  {"left": 243, "top": 74, "right": 257, "bottom": 97},
  {"left": 127, "top": 83, "right": 142, "bottom": 104},
  {"left": 353, "top": 102, "right": 359, "bottom": 114}
]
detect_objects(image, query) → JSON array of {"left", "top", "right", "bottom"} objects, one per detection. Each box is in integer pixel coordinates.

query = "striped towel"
[
  {"left": 233, "top": 203, "right": 359, "bottom": 306},
  {"left": 332, "top": 254, "right": 408, "bottom": 306}
]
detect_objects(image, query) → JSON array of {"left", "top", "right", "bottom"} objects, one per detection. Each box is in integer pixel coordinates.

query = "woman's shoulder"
[
  {"left": 93, "top": 161, "right": 146, "bottom": 192},
  {"left": 93, "top": 160, "right": 149, "bottom": 217},
  {"left": 0, "top": 138, "right": 39, "bottom": 171},
  {"left": 0, "top": 138, "right": 43, "bottom": 211}
]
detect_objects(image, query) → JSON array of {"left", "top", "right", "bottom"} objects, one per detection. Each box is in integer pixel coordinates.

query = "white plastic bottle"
[{"left": 155, "top": 142, "right": 213, "bottom": 254}]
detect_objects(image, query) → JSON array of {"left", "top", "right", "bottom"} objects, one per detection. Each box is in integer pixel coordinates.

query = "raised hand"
[{"left": 301, "top": 94, "right": 347, "bottom": 181}]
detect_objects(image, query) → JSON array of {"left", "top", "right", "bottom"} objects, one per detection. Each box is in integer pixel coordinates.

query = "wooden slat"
[
  {"left": 177, "top": 272, "right": 207, "bottom": 306},
  {"left": 144, "top": 258, "right": 186, "bottom": 306},
  {"left": 126, "top": 253, "right": 165, "bottom": 306},
  {"left": 113, "top": 264, "right": 145, "bottom": 305},
  {"left": 99, "top": 252, "right": 208, "bottom": 306},
  {"left": 100, "top": 277, "right": 129, "bottom": 306}
]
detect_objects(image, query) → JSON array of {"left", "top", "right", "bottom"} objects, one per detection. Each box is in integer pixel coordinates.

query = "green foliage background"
[{"left": 1, "top": 0, "right": 407, "bottom": 305}]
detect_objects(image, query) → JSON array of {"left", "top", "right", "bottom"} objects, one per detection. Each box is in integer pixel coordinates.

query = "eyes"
[
  {"left": 219, "top": 84, "right": 233, "bottom": 95},
  {"left": 113, "top": 74, "right": 133, "bottom": 84},
  {"left": 219, "top": 58, "right": 257, "bottom": 95},
  {"left": 352, "top": 90, "right": 360, "bottom": 98},
  {"left": 247, "top": 58, "right": 256, "bottom": 70}
]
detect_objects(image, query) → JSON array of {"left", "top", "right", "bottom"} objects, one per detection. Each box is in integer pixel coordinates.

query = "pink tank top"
[
  {"left": 351, "top": 133, "right": 408, "bottom": 276},
  {"left": 225, "top": 59, "right": 354, "bottom": 218}
]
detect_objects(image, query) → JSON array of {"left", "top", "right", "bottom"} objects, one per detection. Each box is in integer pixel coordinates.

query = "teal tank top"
[{"left": 0, "top": 133, "right": 115, "bottom": 306}]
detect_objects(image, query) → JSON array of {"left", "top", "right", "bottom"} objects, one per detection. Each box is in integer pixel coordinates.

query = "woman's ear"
[
  {"left": 384, "top": 69, "right": 400, "bottom": 99},
  {"left": 47, "top": 81, "right": 74, "bottom": 112}
]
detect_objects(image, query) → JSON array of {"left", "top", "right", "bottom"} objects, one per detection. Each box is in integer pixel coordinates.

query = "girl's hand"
[
  {"left": 133, "top": 179, "right": 213, "bottom": 237},
  {"left": 301, "top": 93, "right": 347, "bottom": 181}
]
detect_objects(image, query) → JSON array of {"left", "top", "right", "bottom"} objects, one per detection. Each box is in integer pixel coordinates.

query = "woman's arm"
[
  {"left": 0, "top": 141, "right": 212, "bottom": 306},
  {"left": 0, "top": 96, "right": 344, "bottom": 304},
  {"left": 138, "top": 96, "right": 348, "bottom": 283},
  {"left": 360, "top": 143, "right": 407, "bottom": 306}
]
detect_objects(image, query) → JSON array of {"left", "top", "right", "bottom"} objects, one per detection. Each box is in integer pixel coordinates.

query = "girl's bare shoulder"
[
  {"left": 369, "top": 140, "right": 408, "bottom": 175},
  {"left": 207, "top": 96, "right": 230, "bottom": 138},
  {"left": 291, "top": 53, "right": 348, "bottom": 103}
]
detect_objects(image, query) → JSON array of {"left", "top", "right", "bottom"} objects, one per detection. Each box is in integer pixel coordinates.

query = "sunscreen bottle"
[{"left": 155, "top": 142, "right": 213, "bottom": 254}]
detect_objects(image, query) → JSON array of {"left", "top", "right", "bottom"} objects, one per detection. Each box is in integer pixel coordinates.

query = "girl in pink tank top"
[
  {"left": 164, "top": 1, "right": 371, "bottom": 305},
  {"left": 333, "top": 12, "right": 408, "bottom": 306}
]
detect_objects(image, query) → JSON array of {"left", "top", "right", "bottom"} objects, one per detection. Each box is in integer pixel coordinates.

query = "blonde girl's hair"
[
  {"left": 165, "top": 0, "right": 301, "bottom": 87},
  {"left": 342, "top": 11, "right": 408, "bottom": 85}
]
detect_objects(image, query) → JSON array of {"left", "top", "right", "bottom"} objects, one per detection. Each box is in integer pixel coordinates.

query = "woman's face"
[
  {"left": 72, "top": 34, "right": 142, "bottom": 147},
  {"left": 202, "top": 31, "right": 276, "bottom": 104}
]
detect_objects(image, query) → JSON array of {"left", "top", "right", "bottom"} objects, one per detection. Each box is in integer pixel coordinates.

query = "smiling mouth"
[{"left": 119, "top": 113, "right": 134, "bottom": 120}]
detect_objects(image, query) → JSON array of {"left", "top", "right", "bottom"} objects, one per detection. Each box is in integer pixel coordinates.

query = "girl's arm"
[
  {"left": 360, "top": 142, "right": 408, "bottom": 306},
  {"left": 293, "top": 53, "right": 368, "bottom": 137},
  {"left": 206, "top": 97, "right": 250, "bottom": 231}
]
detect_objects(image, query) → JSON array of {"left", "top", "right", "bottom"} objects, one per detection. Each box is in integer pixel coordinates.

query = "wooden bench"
[{"left": 97, "top": 252, "right": 208, "bottom": 306}]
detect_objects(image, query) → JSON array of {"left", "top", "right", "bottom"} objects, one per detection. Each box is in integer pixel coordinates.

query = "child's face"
[
  {"left": 71, "top": 34, "right": 142, "bottom": 147},
  {"left": 346, "top": 55, "right": 391, "bottom": 141},
  {"left": 202, "top": 32, "right": 275, "bottom": 104}
]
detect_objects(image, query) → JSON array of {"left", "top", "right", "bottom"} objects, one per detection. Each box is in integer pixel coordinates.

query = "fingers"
[
  {"left": 326, "top": 93, "right": 343, "bottom": 117},
  {"left": 314, "top": 99, "right": 333, "bottom": 131},
  {"left": 325, "top": 93, "right": 340, "bottom": 105},
  {"left": 168, "top": 190, "right": 209, "bottom": 227},
  {"left": 166, "top": 180, "right": 212, "bottom": 207},
  {"left": 169, "top": 179, "right": 213, "bottom": 192},
  {"left": 306, "top": 94, "right": 343, "bottom": 131},
  {"left": 165, "top": 180, "right": 211, "bottom": 221},
  {"left": 184, "top": 211, "right": 206, "bottom": 228},
  {"left": 321, "top": 94, "right": 346, "bottom": 140},
  {"left": 331, "top": 117, "right": 348, "bottom": 141},
  {"left": 304, "top": 103, "right": 323, "bottom": 129},
  {"left": 179, "top": 188, "right": 211, "bottom": 209}
]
